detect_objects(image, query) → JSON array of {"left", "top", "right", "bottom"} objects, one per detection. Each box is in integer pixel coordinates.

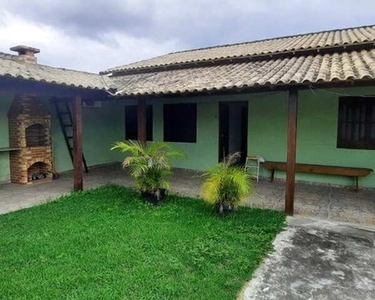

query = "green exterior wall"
[
  {"left": 1, "top": 86, "right": 375, "bottom": 188},
  {"left": 247, "top": 87, "right": 375, "bottom": 188},
  {"left": 51, "top": 100, "right": 125, "bottom": 173},
  {"left": 298, "top": 88, "right": 375, "bottom": 187},
  {"left": 147, "top": 87, "right": 375, "bottom": 188},
  {"left": 150, "top": 99, "right": 219, "bottom": 170},
  {"left": 0, "top": 92, "right": 15, "bottom": 182},
  {"left": 0, "top": 94, "right": 125, "bottom": 182}
]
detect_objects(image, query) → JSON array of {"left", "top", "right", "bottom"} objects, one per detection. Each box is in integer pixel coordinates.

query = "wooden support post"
[
  {"left": 72, "top": 94, "right": 83, "bottom": 191},
  {"left": 137, "top": 98, "right": 147, "bottom": 146},
  {"left": 285, "top": 88, "right": 298, "bottom": 216}
]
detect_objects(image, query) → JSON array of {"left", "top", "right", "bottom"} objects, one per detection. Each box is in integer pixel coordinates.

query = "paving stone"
[{"left": 0, "top": 163, "right": 374, "bottom": 226}]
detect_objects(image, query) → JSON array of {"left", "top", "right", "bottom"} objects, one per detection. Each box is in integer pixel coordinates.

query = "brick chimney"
[{"left": 10, "top": 45, "right": 40, "bottom": 64}]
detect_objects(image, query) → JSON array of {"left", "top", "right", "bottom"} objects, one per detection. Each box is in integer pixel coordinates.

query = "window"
[
  {"left": 337, "top": 97, "right": 375, "bottom": 149},
  {"left": 125, "top": 105, "right": 153, "bottom": 141},
  {"left": 163, "top": 103, "right": 197, "bottom": 143}
]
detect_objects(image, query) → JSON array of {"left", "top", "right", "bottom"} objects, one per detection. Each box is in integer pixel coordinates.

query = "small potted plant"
[
  {"left": 111, "top": 140, "right": 184, "bottom": 204},
  {"left": 201, "top": 152, "right": 253, "bottom": 214}
]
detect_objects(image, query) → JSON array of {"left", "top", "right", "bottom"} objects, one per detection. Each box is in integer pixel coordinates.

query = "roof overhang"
[
  {"left": 0, "top": 76, "right": 111, "bottom": 100},
  {"left": 110, "top": 78, "right": 375, "bottom": 100}
]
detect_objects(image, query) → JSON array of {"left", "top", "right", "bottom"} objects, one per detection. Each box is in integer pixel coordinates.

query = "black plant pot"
[
  {"left": 141, "top": 188, "right": 167, "bottom": 205},
  {"left": 215, "top": 201, "right": 234, "bottom": 214}
]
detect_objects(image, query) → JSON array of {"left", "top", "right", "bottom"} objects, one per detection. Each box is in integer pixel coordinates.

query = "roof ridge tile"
[
  {"left": 110, "top": 49, "right": 375, "bottom": 96},
  {"left": 102, "top": 24, "right": 375, "bottom": 74}
]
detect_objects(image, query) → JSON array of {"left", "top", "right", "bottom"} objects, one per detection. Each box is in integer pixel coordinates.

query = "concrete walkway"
[
  {"left": 0, "top": 163, "right": 374, "bottom": 226},
  {"left": 241, "top": 217, "right": 375, "bottom": 300},
  {"left": 0, "top": 164, "right": 202, "bottom": 215},
  {"left": 248, "top": 180, "right": 375, "bottom": 226}
]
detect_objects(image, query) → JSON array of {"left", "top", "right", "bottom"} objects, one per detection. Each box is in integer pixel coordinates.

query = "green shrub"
[
  {"left": 111, "top": 140, "right": 184, "bottom": 201},
  {"left": 201, "top": 152, "right": 253, "bottom": 214}
]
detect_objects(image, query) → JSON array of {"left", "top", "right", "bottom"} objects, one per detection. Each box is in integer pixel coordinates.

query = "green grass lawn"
[{"left": 0, "top": 185, "right": 285, "bottom": 300}]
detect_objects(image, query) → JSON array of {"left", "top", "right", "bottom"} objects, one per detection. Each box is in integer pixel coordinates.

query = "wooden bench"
[{"left": 262, "top": 161, "right": 373, "bottom": 191}]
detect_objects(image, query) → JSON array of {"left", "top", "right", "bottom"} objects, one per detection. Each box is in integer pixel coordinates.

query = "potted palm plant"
[
  {"left": 111, "top": 140, "right": 184, "bottom": 204},
  {"left": 201, "top": 152, "right": 253, "bottom": 214}
]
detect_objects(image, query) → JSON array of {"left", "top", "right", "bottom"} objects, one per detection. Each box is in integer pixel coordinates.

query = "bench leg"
[
  {"left": 355, "top": 177, "right": 359, "bottom": 192},
  {"left": 270, "top": 169, "right": 275, "bottom": 182}
]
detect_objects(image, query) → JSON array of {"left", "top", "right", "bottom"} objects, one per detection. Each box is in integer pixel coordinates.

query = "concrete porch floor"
[
  {"left": 241, "top": 217, "right": 375, "bottom": 300},
  {"left": 0, "top": 163, "right": 374, "bottom": 226}
]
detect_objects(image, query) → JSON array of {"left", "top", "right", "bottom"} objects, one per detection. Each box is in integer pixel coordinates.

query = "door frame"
[
  {"left": 218, "top": 101, "right": 248, "bottom": 164},
  {"left": 218, "top": 102, "right": 229, "bottom": 162}
]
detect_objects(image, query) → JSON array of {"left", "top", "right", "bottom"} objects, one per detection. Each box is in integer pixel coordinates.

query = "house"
[{"left": 1, "top": 25, "right": 375, "bottom": 216}]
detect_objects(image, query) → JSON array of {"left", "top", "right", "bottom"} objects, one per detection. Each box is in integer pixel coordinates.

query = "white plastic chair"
[{"left": 245, "top": 156, "right": 265, "bottom": 183}]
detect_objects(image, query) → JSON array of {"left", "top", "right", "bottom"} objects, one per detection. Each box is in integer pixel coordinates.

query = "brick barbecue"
[{"left": 8, "top": 94, "right": 53, "bottom": 184}]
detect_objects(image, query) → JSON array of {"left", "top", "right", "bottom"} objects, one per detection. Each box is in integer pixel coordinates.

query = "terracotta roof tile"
[
  {"left": 1, "top": 25, "right": 375, "bottom": 97},
  {"left": 0, "top": 55, "right": 111, "bottom": 91},
  {"left": 103, "top": 25, "right": 375, "bottom": 74},
  {"left": 111, "top": 50, "right": 375, "bottom": 96}
]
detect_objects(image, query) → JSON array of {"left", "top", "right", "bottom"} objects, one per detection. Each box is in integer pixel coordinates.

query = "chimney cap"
[{"left": 10, "top": 45, "right": 40, "bottom": 55}]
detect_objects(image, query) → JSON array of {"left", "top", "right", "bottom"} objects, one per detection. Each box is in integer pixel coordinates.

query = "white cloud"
[
  {"left": 0, "top": 11, "right": 180, "bottom": 73},
  {"left": 1, "top": 1, "right": 375, "bottom": 73}
]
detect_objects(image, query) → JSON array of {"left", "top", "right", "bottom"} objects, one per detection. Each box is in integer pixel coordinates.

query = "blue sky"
[{"left": 0, "top": 0, "right": 374, "bottom": 73}]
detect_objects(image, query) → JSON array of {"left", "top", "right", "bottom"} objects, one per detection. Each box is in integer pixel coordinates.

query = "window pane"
[
  {"left": 163, "top": 103, "right": 197, "bottom": 143},
  {"left": 339, "top": 104, "right": 347, "bottom": 139},
  {"left": 360, "top": 105, "right": 366, "bottom": 139},
  {"left": 371, "top": 104, "right": 375, "bottom": 139},
  {"left": 371, "top": 104, "right": 375, "bottom": 122},
  {"left": 346, "top": 121, "right": 352, "bottom": 141},
  {"left": 352, "top": 106, "right": 359, "bottom": 141},
  {"left": 341, "top": 104, "right": 347, "bottom": 122},
  {"left": 125, "top": 105, "right": 153, "bottom": 141},
  {"left": 340, "top": 122, "right": 346, "bottom": 139},
  {"left": 337, "top": 97, "right": 375, "bottom": 149}
]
